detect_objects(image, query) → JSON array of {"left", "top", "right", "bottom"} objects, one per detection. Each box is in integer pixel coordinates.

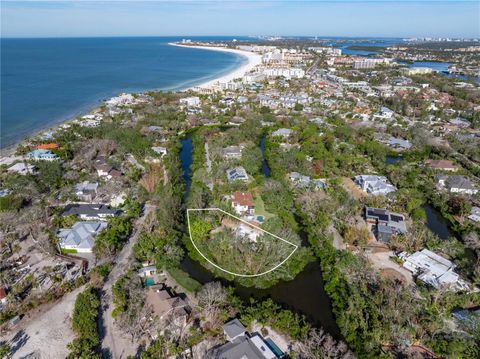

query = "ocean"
[{"left": 1, "top": 36, "right": 247, "bottom": 148}]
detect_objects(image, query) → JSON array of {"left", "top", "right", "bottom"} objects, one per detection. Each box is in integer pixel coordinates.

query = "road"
[{"left": 99, "top": 203, "right": 155, "bottom": 359}]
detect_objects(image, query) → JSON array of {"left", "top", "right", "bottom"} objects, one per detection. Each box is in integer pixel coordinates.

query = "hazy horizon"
[{"left": 1, "top": 1, "right": 479, "bottom": 39}]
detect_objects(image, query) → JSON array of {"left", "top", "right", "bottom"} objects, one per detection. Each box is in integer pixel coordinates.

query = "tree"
[
  {"left": 196, "top": 282, "right": 228, "bottom": 326},
  {"left": 294, "top": 328, "right": 355, "bottom": 359}
]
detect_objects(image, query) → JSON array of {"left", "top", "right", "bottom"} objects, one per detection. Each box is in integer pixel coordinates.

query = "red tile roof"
[{"left": 232, "top": 191, "right": 254, "bottom": 207}]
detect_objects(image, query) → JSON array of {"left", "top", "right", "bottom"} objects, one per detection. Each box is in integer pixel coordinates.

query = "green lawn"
[
  {"left": 167, "top": 268, "right": 202, "bottom": 293},
  {"left": 254, "top": 195, "right": 275, "bottom": 220},
  {"left": 60, "top": 248, "right": 78, "bottom": 254}
]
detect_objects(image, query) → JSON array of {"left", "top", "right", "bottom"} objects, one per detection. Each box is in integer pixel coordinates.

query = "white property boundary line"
[{"left": 186, "top": 208, "right": 298, "bottom": 278}]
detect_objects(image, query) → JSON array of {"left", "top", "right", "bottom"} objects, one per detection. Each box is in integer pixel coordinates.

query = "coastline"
[
  {"left": 1, "top": 43, "right": 260, "bottom": 156},
  {"left": 169, "top": 43, "right": 262, "bottom": 89}
]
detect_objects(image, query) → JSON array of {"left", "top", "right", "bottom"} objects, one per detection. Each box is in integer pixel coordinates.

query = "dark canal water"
[
  {"left": 179, "top": 135, "right": 340, "bottom": 337},
  {"left": 423, "top": 204, "right": 453, "bottom": 240},
  {"left": 260, "top": 134, "right": 271, "bottom": 178}
]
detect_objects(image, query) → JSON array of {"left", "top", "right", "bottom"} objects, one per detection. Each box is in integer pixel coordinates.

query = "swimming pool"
[
  {"left": 265, "top": 337, "right": 284, "bottom": 358},
  {"left": 145, "top": 277, "right": 155, "bottom": 287}
]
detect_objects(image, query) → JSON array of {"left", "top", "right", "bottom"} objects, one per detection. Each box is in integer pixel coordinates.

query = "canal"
[
  {"left": 179, "top": 134, "right": 341, "bottom": 337},
  {"left": 423, "top": 204, "right": 453, "bottom": 240}
]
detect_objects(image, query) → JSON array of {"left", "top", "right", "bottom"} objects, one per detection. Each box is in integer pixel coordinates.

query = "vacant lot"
[{"left": 5, "top": 286, "right": 84, "bottom": 358}]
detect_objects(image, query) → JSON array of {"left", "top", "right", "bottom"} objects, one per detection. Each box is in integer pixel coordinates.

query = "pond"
[
  {"left": 385, "top": 155, "right": 402, "bottom": 165},
  {"left": 179, "top": 134, "right": 341, "bottom": 337},
  {"left": 423, "top": 204, "right": 453, "bottom": 240}
]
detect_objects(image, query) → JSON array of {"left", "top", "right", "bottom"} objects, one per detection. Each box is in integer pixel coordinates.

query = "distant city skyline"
[{"left": 1, "top": 1, "right": 479, "bottom": 39}]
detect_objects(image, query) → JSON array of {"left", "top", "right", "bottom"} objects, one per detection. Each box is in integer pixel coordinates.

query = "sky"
[{"left": 1, "top": 1, "right": 479, "bottom": 38}]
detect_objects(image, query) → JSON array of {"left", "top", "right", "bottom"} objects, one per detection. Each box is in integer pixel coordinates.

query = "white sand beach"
[{"left": 169, "top": 43, "right": 262, "bottom": 89}]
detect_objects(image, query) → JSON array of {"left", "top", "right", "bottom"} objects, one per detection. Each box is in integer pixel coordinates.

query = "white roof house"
[
  {"left": 151, "top": 146, "right": 168, "bottom": 157},
  {"left": 180, "top": 96, "right": 200, "bottom": 107},
  {"left": 468, "top": 207, "right": 480, "bottom": 223},
  {"left": 354, "top": 175, "right": 397, "bottom": 195},
  {"left": 58, "top": 221, "right": 107, "bottom": 253},
  {"left": 272, "top": 128, "right": 293, "bottom": 138},
  {"left": 401, "top": 249, "right": 470, "bottom": 291}
]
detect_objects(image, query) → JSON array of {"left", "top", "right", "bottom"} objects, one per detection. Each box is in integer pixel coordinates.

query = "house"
[
  {"left": 180, "top": 96, "right": 200, "bottom": 107},
  {"left": 468, "top": 207, "right": 480, "bottom": 223},
  {"left": 62, "top": 203, "right": 120, "bottom": 220},
  {"left": 235, "top": 224, "right": 261, "bottom": 243},
  {"left": 354, "top": 175, "right": 397, "bottom": 195},
  {"left": 223, "top": 318, "right": 246, "bottom": 342},
  {"left": 211, "top": 319, "right": 279, "bottom": 359},
  {"left": 137, "top": 265, "right": 157, "bottom": 278},
  {"left": 57, "top": 221, "right": 107, "bottom": 253},
  {"left": 449, "top": 117, "right": 471, "bottom": 128},
  {"left": 377, "top": 106, "right": 394, "bottom": 119},
  {"left": 36, "top": 143, "right": 59, "bottom": 150},
  {"left": 437, "top": 175, "right": 478, "bottom": 195},
  {"left": 272, "top": 128, "right": 293, "bottom": 138},
  {"left": 365, "top": 207, "right": 407, "bottom": 243},
  {"left": 226, "top": 166, "right": 249, "bottom": 182},
  {"left": 94, "top": 159, "right": 122, "bottom": 180},
  {"left": 74, "top": 181, "right": 99, "bottom": 201},
  {"left": 145, "top": 284, "right": 189, "bottom": 329},
  {"left": 400, "top": 249, "right": 469, "bottom": 291},
  {"left": 387, "top": 137, "right": 412, "bottom": 150},
  {"left": 231, "top": 191, "right": 255, "bottom": 216},
  {"left": 288, "top": 172, "right": 311, "bottom": 188},
  {"left": 7, "top": 163, "right": 36, "bottom": 175},
  {"left": 223, "top": 146, "right": 243, "bottom": 160},
  {"left": 0, "top": 189, "right": 11, "bottom": 198},
  {"left": 26, "top": 149, "right": 58, "bottom": 161},
  {"left": 151, "top": 146, "right": 167, "bottom": 157},
  {"left": 424, "top": 159, "right": 458, "bottom": 172}
]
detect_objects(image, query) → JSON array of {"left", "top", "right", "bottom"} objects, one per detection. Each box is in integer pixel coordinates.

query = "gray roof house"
[
  {"left": 288, "top": 172, "right": 311, "bottom": 188},
  {"left": 74, "top": 181, "right": 98, "bottom": 201},
  {"left": 437, "top": 175, "right": 478, "bottom": 195},
  {"left": 354, "top": 175, "right": 397, "bottom": 195},
  {"left": 223, "top": 318, "right": 246, "bottom": 342},
  {"left": 62, "top": 203, "right": 120, "bottom": 221},
  {"left": 387, "top": 137, "right": 412, "bottom": 150},
  {"left": 226, "top": 167, "right": 249, "bottom": 183},
  {"left": 58, "top": 221, "right": 107, "bottom": 253},
  {"left": 365, "top": 207, "right": 407, "bottom": 243},
  {"left": 211, "top": 319, "right": 277, "bottom": 359}
]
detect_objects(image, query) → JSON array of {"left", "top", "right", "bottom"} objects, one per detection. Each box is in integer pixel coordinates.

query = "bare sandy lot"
[{"left": 4, "top": 286, "right": 84, "bottom": 359}]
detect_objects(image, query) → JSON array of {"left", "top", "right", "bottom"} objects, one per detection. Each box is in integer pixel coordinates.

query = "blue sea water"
[{"left": 1, "top": 36, "right": 247, "bottom": 148}]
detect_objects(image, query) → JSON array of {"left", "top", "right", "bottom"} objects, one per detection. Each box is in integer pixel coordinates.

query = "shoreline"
[
  {"left": 1, "top": 43, "right": 261, "bottom": 156},
  {"left": 169, "top": 43, "right": 262, "bottom": 89}
]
